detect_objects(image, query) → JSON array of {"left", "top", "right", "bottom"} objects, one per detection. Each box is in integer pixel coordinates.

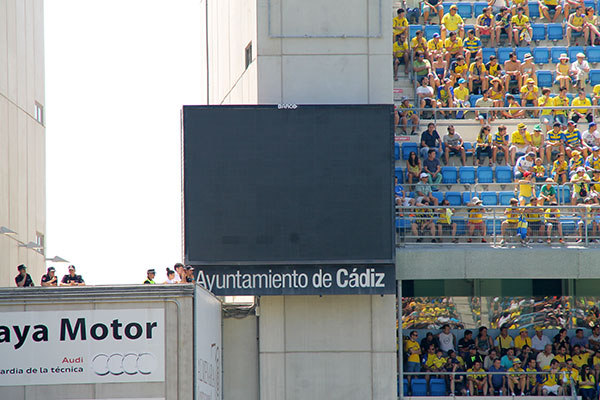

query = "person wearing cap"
[
  {"left": 511, "top": 7, "right": 532, "bottom": 46},
  {"left": 510, "top": 124, "right": 533, "bottom": 167},
  {"left": 539, "top": 177, "right": 558, "bottom": 205},
  {"left": 426, "top": 32, "right": 444, "bottom": 64},
  {"left": 454, "top": 78, "right": 470, "bottom": 118},
  {"left": 563, "top": 120, "right": 586, "bottom": 159},
  {"left": 412, "top": 51, "right": 432, "bottom": 82},
  {"left": 517, "top": 169, "right": 535, "bottom": 205},
  {"left": 464, "top": 29, "right": 482, "bottom": 66},
  {"left": 571, "top": 166, "right": 591, "bottom": 204},
  {"left": 507, "top": 358, "right": 526, "bottom": 395},
  {"left": 185, "top": 266, "right": 195, "bottom": 283},
  {"left": 422, "top": 0, "right": 443, "bottom": 25},
  {"left": 555, "top": 56, "right": 572, "bottom": 91},
  {"left": 41, "top": 266, "right": 58, "bottom": 287},
  {"left": 582, "top": 123, "right": 600, "bottom": 154},
  {"left": 520, "top": 78, "right": 539, "bottom": 117},
  {"left": 503, "top": 52, "right": 522, "bottom": 92},
  {"left": 495, "top": 7, "right": 514, "bottom": 46},
  {"left": 398, "top": 97, "right": 419, "bottom": 135},
  {"left": 423, "top": 149, "right": 443, "bottom": 190},
  {"left": 500, "top": 198, "right": 522, "bottom": 245},
  {"left": 572, "top": 89, "right": 593, "bottom": 126},
  {"left": 532, "top": 328, "right": 552, "bottom": 353},
  {"left": 392, "top": 8, "right": 408, "bottom": 39},
  {"left": 420, "top": 122, "right": 442, "bottom": 160},
  {"left": 553, "top": 87, "right": 570, "bottom": 127},
  {"left": 492, "top": 125, "right": 510, "bottom": 165},
  {"left": 521, "top": 53, "right": 536, "bottom": 86},
  {"left": 144, "top": 269, "right": 156, "bottom": 284},
  {"left": 566, "top": 5, "right": 590, "bottom": 46},
  {"left": 466, "top": 197, "right": 487, "bottom": 243},
  {"left": 393, "top": 33, "right": 409, "bottom": 79},
  {"left": 14, "top": 264, "right": 34, "bottom": 287},
  {"left": 585, "top": 145, "right": 600, "bottom": 174},
  {"left": 60, "top": 265, "right": 85, "bottom": 286},
  {"left": 164, "top": 268, "right": 177, "bottom": 284},
  {"left": 515, "top": 328, "right": 532, "bottom": 351},
  {"left": 475, "top": 7, "right": 495, "bottom": 46},
  {"left": 417, "top": 76, "right": 437, "bottom": 117},
  {"left": 443, "top": 125, "right": 467, "bottom": 165},
  {"left": 540, "top": 0, "right": 563, "bottom": 23},
  {"left": 441, "top": 5, "right": 465, "bottom": 41},
  {"left": 445, "top": 34, "right": 465, "bottom": 66},
  {"left": 538, "top": 88, "right": 555, "bottom": 132},
  {"left": 468, "top": 55, "right": 488, "bottom": 94}
]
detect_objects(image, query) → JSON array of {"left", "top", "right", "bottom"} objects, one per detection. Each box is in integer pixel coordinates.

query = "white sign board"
[
  {"left": 0, "top": 308, "right": 164, "bottom": 386},
  {"left": 194, "top": 285, "right": 222, "bottom": 400}
]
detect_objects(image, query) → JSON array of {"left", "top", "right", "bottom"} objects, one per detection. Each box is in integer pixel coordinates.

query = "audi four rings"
[{"left": 91, "top": 353, "right": 157, "bottom": 376}]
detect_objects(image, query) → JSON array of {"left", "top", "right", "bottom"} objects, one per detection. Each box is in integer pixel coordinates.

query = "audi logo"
[{"left": 91, "top": 352, "right": 157, "bottom": 376}]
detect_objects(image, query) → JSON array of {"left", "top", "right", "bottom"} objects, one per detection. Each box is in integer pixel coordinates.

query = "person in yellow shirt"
[
  {"left": 508, "top": 358, "right": 526, "bottom": 396},
  {"left": 393, "top": 34, "right": 409, "bottom": 79},
  {"left": 511, "top": 7, "right": 532, "bottom": 46},
  {"left": 541, "top": 360, "right": 563, "bottom": 396},
  {"left": 572, "top": 88, "right": 593, "bottom": 124},
  {"left": 454, "top": 78, "right": 470, "bottom": 110},
  {"left": 538, "top": 88, "right": 555, "bottom": 131},
  {"left": 514, "top": 327, "right": 533, "bottom": 351},
  {"left": 578, "top": 365, "right": 596, "bottom": 400},
  {"left": 540, "top": 0, "right": 564, "bottom": 23},
  {"left": 560, "top": 359, "right": 579, "bottom": 391},
  {"left": 552, "top": 152, "right": 568, "bottom": 184},
  {"left": 444, "top": 32, "right": 464, "bottom": 64},
  {"left": 592, "top": 83, "right": 600, "bottom": 117},
  {"left": 555, "top": 56, "right": 572, "bottom": 92},
  {"left": 466, "top": 197, "right": 487, "bottom": 243},
  {"left": 405, "top": 330, "right": 422, "bottom": 381},
  {"left": 500, "top": 198, "right": 521, "bottom": 244},
  {"left": 520, "top": 78, "right": 540, "bottom": 117},
  {"left": 441, "top": 5, "right": 465, "bottom": 41},
  {"left": 553, "top": 87, "right": 570, "bottom": 127},
  {"left": 509, "top": 123, "right": 532, "bottom": 165},
  {"left": 427, "top": 34, "right": 444, "bottom": 64},
  {"left": 517, "top": 171, "right": 535, "bottom": 205},
  {"left": 410, "top": 30, "right": 428, "bottom": 59},
  {"left": 467, "top": 360, "right": 489, "bottom": 395},
  {"left": 566, "top": 5, "right": 590, "bottom": 43},
  {"left": 545, "top": 201, "right": 564, "bottom": 244},
  {"left": 501, "top": 94, "right": 526, "bottom": 122},
  {"left": 393, "top": 8, "right": 408, "bottom": 38},
  {"left": 572, "top": 344, "right": 593, "bottom": 370},
  {"left": 468, "top": 56, "right": 488, "bottom": 93}
]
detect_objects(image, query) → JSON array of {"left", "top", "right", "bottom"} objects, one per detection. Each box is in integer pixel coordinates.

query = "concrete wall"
[
  {"left": 0, "top": 0, "right": 46, "bottom": 286},
  {"left": 397, "top": 246, "right": 600, "bottom": 280},
  {"left": 258, "top": 295, "right": 397, "bottom": 400},
  {"left": 223, "top": 314, "right": 259, "bottom": 400},
  {"left": 256, "top": 0, "right": 392, "bottom": 104},
  {"left": 0, "top": 285, "right": 195, "bottom": 400},
  {"left": 207, "top": 0, "right": 258, "bottom": 104}
]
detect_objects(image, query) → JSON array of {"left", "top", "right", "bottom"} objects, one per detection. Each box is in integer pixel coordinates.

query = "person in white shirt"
[
  {"left": 531, "top": 327, "right": 552, "bottom": 353},
  {"left": 571, "top": 53, "right": 590, "bottom": 90},
  {"left": 165, "top": 268, "right": 177, "bottom": 284},
  {"left": 438, "top": 324, "right": 457, "bottom": 354},
  {"left": 536, "top": 344, "right": 555, "bottom": 370},
  {"left": 589, "top": 326, "right": 600, "bottom": 351},
  {"left": 582, "top": 122, "right": 600, "bottom": 150}
]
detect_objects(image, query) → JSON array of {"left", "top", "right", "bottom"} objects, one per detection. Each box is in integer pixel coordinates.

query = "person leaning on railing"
[
  {"left": 500, "top": 198, "right": 521, "bottom": 245},
  {"left": 436, "top": 199, "right": 458, "bottom": 243},
  {"left": 540, "top": 359, "right": 563, "bottom": 396},
  {"left": 544, "top": 202, "right": 564, "bottom": 244},
  {"left": 467, "top": 360, "right": 488, "bottom": 395}
]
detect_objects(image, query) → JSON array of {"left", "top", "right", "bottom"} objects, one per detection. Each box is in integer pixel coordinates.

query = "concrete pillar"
[{"left": 259, "top": 295, "right": 397, "bottom": 400}]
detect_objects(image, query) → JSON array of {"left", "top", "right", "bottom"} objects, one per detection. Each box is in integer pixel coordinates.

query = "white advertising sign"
[
  {"left": 194, "top": 285, "right": 222, "bottom": 400},
  {"left": 0, "top": 308, "right": 164, "bottom": 386}
]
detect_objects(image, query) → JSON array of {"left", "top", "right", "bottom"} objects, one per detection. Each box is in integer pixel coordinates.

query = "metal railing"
[{"left": 395, "top": 205, "right": 600, "bottom": 246}]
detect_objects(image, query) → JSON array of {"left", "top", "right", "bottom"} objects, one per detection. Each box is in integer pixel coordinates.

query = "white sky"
[{"left": 44, "top": 0, "right": 206, "bottom": 284}]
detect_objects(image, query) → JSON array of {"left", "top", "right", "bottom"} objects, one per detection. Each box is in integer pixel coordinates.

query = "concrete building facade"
[{"left": 0, "top": 0, "right": 46, "bottom": 286}]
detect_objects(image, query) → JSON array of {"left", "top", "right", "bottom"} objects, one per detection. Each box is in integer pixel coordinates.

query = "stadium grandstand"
[{"left": 393, "top": 0, "right": 600, "bottom": 246}]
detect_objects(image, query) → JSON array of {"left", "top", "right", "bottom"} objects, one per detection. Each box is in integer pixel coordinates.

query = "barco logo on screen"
[{"left": 0, "top": 317, "right": 159, "bottom": 350}]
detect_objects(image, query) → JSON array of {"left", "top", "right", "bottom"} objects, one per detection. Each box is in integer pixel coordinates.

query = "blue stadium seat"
[
  {"left": 481, "top": 191, "right": 498, "bottom": 205},
  {"left": 403, "top": 378, "right": 409, "bottom": 397},
  {"left": 529, "top": 2, "right": 541, "bottom": 19},
  {"left": 430, "top": 378, "right": 447, "bottom": 396},
  {"left": 470, "top": 95, "right": 483, "bottom": 107},
  {"left": 547, "top": 23, "right": 564, "bottom": 41},
  {"left": 566, "top": 93, "right": 575, "bottom": 104},
  {"left": 443, "top": 3, "right": 453, "bottom": 14},
  {"left": 587, "top": 46, "right": 600, "bottom": 63},
  {"left": 590, "top": 70, "right": 600, "bottom": 86},
  {"left": 584, "top": 0, "right": 596, "bottom": 10},
  {"left": 445, "top": 191, "right": 462, "bottom": 206},
  {"left": 482, "top": 48, "right": 496, "bottom": 62},
  {"left": 424, "top": 25, "right": 440, "bottom": 40},
  {"left": 395, "top": 142, "right": 400, "bottom": 161},
  {"left": 473, "top": 2, "right": 488, "bottom": 17},
  {"left": 477, "top": 166, "right": 493, "bottom": 183},
  {"left": 531, "top": 24, "right": 546, "bottom": 41},
  {"left": 516, "top": 47, "right": 531, "bottom": 62},
  {"left": 459, "top": 166, "right": 476, "bottom": 184},
  {"left": 498, "top": 191, "right": 514, "bottom": 205},
  {"left": 442, "top": 166, "right": 459, "bottom": 184},
  {"left": 395, "top": 166, "right": 404, "bottom": 184},
  {"left": 457, "top": 3, "right": 472, "bottom": 18},
  {"left": 462, "top": 191, "right": 475, "bottom": 204},
  {"left": 486, "top": 218, "right": 502, "bottom": 235},
  {"left": 498, "top": 47, "right": 512, "bottom": 64},
  {"left": 412, "top": 378, "right": 428, "bottom": 397},
  {"left": 402, "top": 142, "right": 418, "bottom": 160},
  {"left": 409, "top": 25, "right": 423, "bottom": 38},
  {"left": 569, "top": 46, "right": 584, "bottom": 63},
  {"left": 495, "top": 166, "right": 513, "bottom": 183},
  {"left": 562, "top": 218, "right": 577, "bottom": 234},
  {"left": 551, "top": 46, "right": 568, "bottom": 63},
  {"left": 558, "top": 185, "right": 571, "bottom": 204},
  {"left": 464, "top": 142, "right": 474, "bottom": 158},
  {"left": 537, "top": 70, "right": 553, "bottom": 88},
  {"left": 464, "top": 24, "right": 475, "bottom": 35},
  {"left": 432, "top": 191, "right": 445, "bottom": 204},
  {"left": 533, "top": 47, "right": 549, "bottom": 64}
]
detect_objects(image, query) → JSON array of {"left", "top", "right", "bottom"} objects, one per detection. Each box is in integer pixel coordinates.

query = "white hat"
[
  {"left": 420, "top": 172, "right": 428, "bottom": 178},
  {"left": 472, "top": 197, "right": 482, "bottom": 204}
]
